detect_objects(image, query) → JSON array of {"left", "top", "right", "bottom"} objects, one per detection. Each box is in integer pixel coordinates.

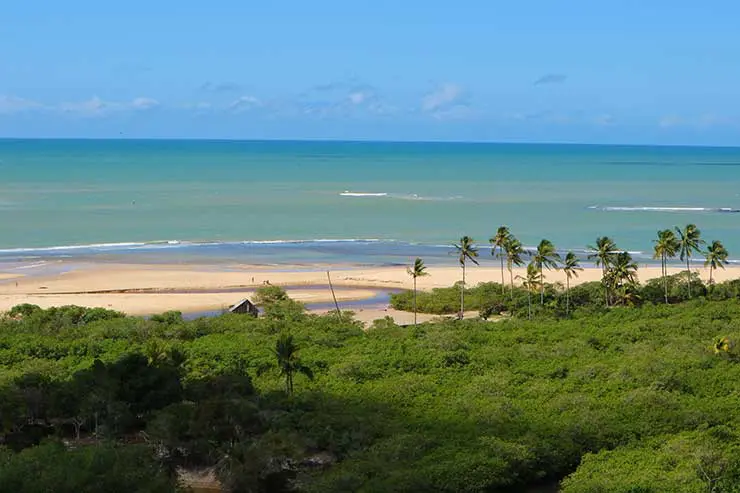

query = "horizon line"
[{"left": 1, "top": 136, "right": 740, "bottom": 150}]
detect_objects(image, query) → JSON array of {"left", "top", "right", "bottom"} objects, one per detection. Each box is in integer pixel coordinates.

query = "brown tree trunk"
[{"left": 460, "top": 262, "right": 465, "bottom": 319}]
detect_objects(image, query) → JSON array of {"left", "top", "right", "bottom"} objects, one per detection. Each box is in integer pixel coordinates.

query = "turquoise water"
[{"left": 1, "top": 139, "right": 739, "bottom": 266}]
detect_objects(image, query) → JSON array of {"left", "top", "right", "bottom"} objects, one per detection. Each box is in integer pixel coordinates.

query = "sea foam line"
[
  {"left": 340, "top": 190, "right": 462, "bottom": 201},
  {"left": 589, "top": 205, "right": 740, "bottom": 213},
  {"left": 340, "top": 191, "right": 388, "bottom": 197},
  {"left": 0, "top": 238, "right": 395, "bottom": 255}
]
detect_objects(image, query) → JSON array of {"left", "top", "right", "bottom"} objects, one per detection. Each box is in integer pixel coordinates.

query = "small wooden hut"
[{"left": 228, "top": 298, "right": 259, "bottom": 317}]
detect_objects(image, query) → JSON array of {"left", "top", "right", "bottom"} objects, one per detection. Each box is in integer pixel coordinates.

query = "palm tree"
[
  {"left": 704, "top": 240, "right": 729, "bottom": 285},
  {"left": 503, "top": 235, "right": 526, "bottom": 301},
  {"left": 607, "top": 252, "right": 639, "bottom": 306},
  {"left": 587, "top": 236, "right": 619, "bottom": 307},
  {"left": 516, "top": 262, "right": 540, "bottom": 320},
  {"left": 273, "top": 333, "right": 313, "bottom": 396},
  {"left": 490, "top": 226, "right": 511, "bottom": 294},
  {"left": 676, "top": 224, "right": 704, "bottom": 298},
  {"left": 453, "top": 236, "right": 479, "bottom": 318},
  {"left": 713, "top": 336, "right": 733, "bottom": 355},
  {"left": 532, "top": 239, "right": 561, "bottom": 305},
  {"left": 407, "top": 257, "right": 429, "bottom": 325},
  {"left": 652, "top": 229, "right": 679, "bottom": 304},
  {"left": 516, "top": 261, "right": 540, "bottom": 319},
  {"left": 562, "top": 251, "right": 583, "bottom": 315}
]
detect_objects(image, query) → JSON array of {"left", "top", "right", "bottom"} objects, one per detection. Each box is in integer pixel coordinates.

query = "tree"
[
  {"left": 562, "top": 252, "right": 583, "bottom": 315},
  {"left": 653, "top": 229, "right": 679, "bottom": 304},
  {"left": 490, "top": 226, "right": 511, "bottom": 294},
  {"left": 254, "top": 285, "right": 289, "bottom": 306},
  {"left": 503, "top": 235, "right": 526, "bottom": 301},
  {"left": 273, "top": 333, "right": 313, "bottom": 396},
  {"left": 676, "top": 224, "right": 704, "bottom": 298},
  {"left": 516, "top": 262, "right": 540, "bottom": 320},
  {"left": 407, "top": 257, "right": 429, "bottom": 326},
  {"left": 531, "top": 239, "right": 561, "bottom": 305},
  {"left": 587, "top": 236, "right": 619, "bottom": 307},
  {"left": 0, "top": 441, "right": 179, "bottom": 493},
  {"left": 607, "top": 252, "right": 639, "bottom": 306},
  {"left": 453, "top": 236, "right": 479, "bottom": 318},
  {"left": 705, "top": 240, "right": 729, "bottom": 285}
]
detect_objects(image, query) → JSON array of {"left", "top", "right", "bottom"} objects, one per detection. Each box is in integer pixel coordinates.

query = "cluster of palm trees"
[
  {"left": 653, "top": 225, "right": 729, "bottom": 302},
  {"left": 407, "top": 223, "right": 730, "bottom": 321},
  {"left": 452, "top": 228, "right": 588, "bottom": 317}
]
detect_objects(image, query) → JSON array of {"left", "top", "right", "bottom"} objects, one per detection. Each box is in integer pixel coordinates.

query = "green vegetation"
[
  {"left": 4, "top": 284, "right": 740, "bottom": 491},
  {"left": 1, "top": 223, "right": 739, "bottom": 491},
  {"left": 391, "top": 272, "right": 740, "bottom": 319}
]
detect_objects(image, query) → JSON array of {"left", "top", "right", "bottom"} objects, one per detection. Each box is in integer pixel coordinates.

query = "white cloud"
[
  {"left": 429, "top": 105, "right": 476, "bottom": 121},
  {"left": 131, "top": 97, "right": 160, "bottom": 110},
  {"left": 229, "top": 96, "right": 262, "bottom": 113},
  {"left": 347, "top": 91, "right": 369, "bottom": 105},
  {"left": 59, "top": 96, "right": 108, "bottom": 116},
  {"left": 200, "top": 81, "right": 242, "bottom": 93},
  {"left": 0, "top": 95, "right": 44, "bottom": 114},
  {"left": 58, "top": 96, "right": 159, "bottom": 117},
  {"left": 422, "top": 84, "right": 465, "bottom": 112},
  {"left": 506, "top": 110, "right": 589, "bottom": 125}
]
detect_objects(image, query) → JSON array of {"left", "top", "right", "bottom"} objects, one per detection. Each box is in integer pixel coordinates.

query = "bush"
[{"left": 0, "top": 441, "right": 178, "bottom": 493}]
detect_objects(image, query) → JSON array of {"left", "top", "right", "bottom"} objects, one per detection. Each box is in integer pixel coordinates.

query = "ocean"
[{"left": 1, "top": 139, "right": 739, "bottom": 268}]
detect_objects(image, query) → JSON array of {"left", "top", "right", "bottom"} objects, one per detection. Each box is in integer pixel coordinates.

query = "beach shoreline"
[{"left": 1, "top": 260, "right": 737, "bottom": 317}]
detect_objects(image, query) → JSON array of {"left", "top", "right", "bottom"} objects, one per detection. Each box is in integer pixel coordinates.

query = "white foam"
[
  {"left": 239, "top": 238, "right": 385, "bottom": 245},
  {"left": 589, "top": 205, "right": 740, "bottom": 213},
  {"left": 0, "top": 242, "right": 149, "bottom": 254},
  {"left": 10, "top": 261, "right": 50, "bottom": 270},
  {"left": 340, "top": 191, "right": 388, "bottom": 197}
]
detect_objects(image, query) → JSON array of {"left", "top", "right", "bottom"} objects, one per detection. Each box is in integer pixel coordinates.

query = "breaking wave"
[
  {"left": 340, "top": 191, "right": 388, "bottom": 197},
  {"left": 340, "top": 191, "right": 462, "bottom": 201},
  {"left": 588, "top": 205, "right": 740, "bottom": 213}
]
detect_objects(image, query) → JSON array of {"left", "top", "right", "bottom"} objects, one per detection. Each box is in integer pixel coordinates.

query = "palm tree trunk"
[
  {"left": 602, "top": 264, "right": 609, "bottom": 307},
  {"left": 509, "top": 263, "right": 514, "bottom": 301},
  {"left": 413, "top": 276, "right": 418, "bottom": 326},
  {"left": 663, "top": 253, "right": 668, "bottom": 304},
  {"left": 566, "top": 276, "right": 570, "bottom": 315},
  {"left": 540, "top": 267, "right": 544, "bottom": 305},
  {"left": 687, "top": 256, "right": 692, "bottom": 298},
  {"left": 710, "top": 265, "right": 714, "bottom": 285},
  {"left": 500, "top": 254, "right": 505, "bottom": 294},
  {"left": 460, "top": 262, "right": 465, "bottom": 319},
  {"left": 527, "top": 290, "right": 531, "bottom": 319}
]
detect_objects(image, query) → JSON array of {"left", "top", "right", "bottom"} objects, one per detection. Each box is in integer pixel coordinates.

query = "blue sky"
[{"left": 2, "top": 1, "right": 739, "bottom": 145}]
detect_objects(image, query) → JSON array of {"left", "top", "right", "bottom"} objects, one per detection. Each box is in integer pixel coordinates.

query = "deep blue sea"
[{"left": 1, "top": 139, "right": 739, "bottom": 267}]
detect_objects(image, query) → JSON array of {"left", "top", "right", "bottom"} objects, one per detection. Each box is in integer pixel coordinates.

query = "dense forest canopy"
[{"left": 2, "top": 279, "right": 740, "bottom": 492}]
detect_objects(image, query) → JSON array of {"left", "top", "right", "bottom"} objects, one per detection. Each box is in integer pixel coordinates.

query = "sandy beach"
[{"left": 1, "top": 261, "right": 738, "bottom": 318}]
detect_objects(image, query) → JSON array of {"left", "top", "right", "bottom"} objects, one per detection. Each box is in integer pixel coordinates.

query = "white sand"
[{"left": 0, "top": 262, "right": 735, "bottom": 316}]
